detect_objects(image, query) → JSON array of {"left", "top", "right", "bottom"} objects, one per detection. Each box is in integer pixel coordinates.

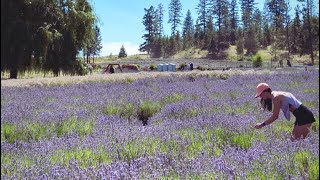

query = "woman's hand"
[{"left": 255, "top": 122, "right": 265, "bottom": 129}]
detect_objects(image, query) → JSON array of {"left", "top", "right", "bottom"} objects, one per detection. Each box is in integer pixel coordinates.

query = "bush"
[
  {"left": 96, "top": 64, "right": 102, "bottom": 69},
  {"left": 252, "top": 53, "right": 263, "bottom": 68},
  {"left": 137, "top": 101, "right": 161, "bottom": 125},
  {"left": 73, "top": 61, "right": 91, "bottom": 76},
  {"left": 218, "top": 41, "right": 230, "bottom": 50},
  {"left": 149, "top": 64, "right": 156, "bottom": 71},
  {"left": 238, "top": 56, "right": 244, "bottom": 61},
  {"left": 178, "top": 63, "right": 187, "bottom": 70},
  {"left": 197, "top": 66, "right": 205, "bottom": 71}
]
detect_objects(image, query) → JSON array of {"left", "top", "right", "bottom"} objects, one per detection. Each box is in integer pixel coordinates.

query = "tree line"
[
  {"left": 1, "top": 0, "right": 102, "bottom": 78},
  {"left": 139, "top": 0, "right": 319, "bottom": 65}
]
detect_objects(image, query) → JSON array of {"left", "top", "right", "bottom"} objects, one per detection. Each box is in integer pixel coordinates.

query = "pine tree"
[
  {"left": 193, "top": 19, "right": 202, "bottom": 48},
  {"left": 298, "top": 0, "right": 316, "bottom": 64},
  {"left": 244, "top": 27, "right": 258, "bottom": 55},
  {"left": 283, "top": 0, "right": 291, "bottom": 55},
  {"left": 236, "top": 28, "right": 244, "bottom": 58},
  {"left": 118, "top": 45, "right": 127, "bottom": 58},
  {"left": 253, "top": 8, "right": 263, "bottom": 47},
  {"left": 241, "top": 0, "right": 258, "bottom": 55},
  {"left": 290, "top": 5, "right": 301, "bottom": 54},
  {"left": 267, "top": 0, "right": 286, "bottom": 63},
  {"left": 196, "top": 0, "right": 211, "bottom": 35},
  {"left": 182, "top": 10, "right": 194, "bottom": 50},
  {"left": 241, "top": 0, "right": 256, "bottom": 30},
  {"left": 211, "top": 0, "right": 230, "bottom": 52},
  {"left": 157, "top": 3, "right": 165, "bottom": 36},
  {"left": 229, "top": 0, "right": 239, "bottom": 45},
  {"left": 206, "top": 16, "right": 215, "bottom": 50},
  {"left": 85, "top": 25, "right": 102, "bottom": 63},
  {"left": 140, "top": 6, "right": 156, "bottom": 54},
  {"left": 262, "top": 1, "right": 272, "bottom": 47},
  {"left": 168, "top": 0, "right": 183, "bottom": 35}
]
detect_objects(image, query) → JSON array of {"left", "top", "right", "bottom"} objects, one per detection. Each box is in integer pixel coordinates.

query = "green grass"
[
  {"left": 56, "top": 117, "right": 95, "bottom": 138},
  {"left": 50, "top": 147, "right": 112, "bottom": 169},
  {"left": 1, "top": 153, "right": 36, "bottom": 176},
  {"left": 167, "top": 107, "right": 203, "bottom": 119},
  {"left": 103, "top": 103, "right": 135, "bottom": 120},
  {"left": 303, "top": 101, "right": 319, "bottom": 109},
  {"left": 119, "top": 138, "right": 160, "bottom": 161},
  {"left": 137, "top": 100, "right": 162, "bottom": 121},
  {"left": 161, "top": 93, "right": 183, "bottom": 104},
  {"left": 246, "top": 166, "right": 283, "bottom": 180},
  {"left": 104, "top": 100, "right": 162, "bottom": 122},
  {"left": 293, "top": 151, "right": 319, "bottom": 179},
  {"left": 1, "top": 118, "right": 95, "bottom": 143},
  {"left": 1, "top": 123, "right": 18, "bottom": 143},
  {"left": 273, "top": 119, "right": 293, "bottom": 137},
  {"left": 311, "top": 118, "right": 319, "bottom": 132},
  {"left": 230, "top": 133, "right": 253, "bottom": 149}
]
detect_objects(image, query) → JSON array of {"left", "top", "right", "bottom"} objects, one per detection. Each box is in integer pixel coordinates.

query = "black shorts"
[{"left": 293, "top": 104, "right": 316, "bottom": 126}]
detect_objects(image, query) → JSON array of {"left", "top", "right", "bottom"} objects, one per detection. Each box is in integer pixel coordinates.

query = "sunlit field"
[{"left": 1, "top": 69, "right": 319, "bottom": 179}]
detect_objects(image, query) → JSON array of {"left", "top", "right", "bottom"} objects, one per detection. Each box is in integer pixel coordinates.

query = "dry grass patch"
[{"left": 1, "top": 69, "right": 284, "bottom": 87}]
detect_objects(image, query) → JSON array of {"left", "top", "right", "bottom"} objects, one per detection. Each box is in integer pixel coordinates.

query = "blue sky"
[{"left": 90, "top": 0, "right": 315, "bottom": 56}]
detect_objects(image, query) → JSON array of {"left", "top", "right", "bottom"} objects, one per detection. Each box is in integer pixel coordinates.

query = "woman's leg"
[{"left": 292, "top": 123, "right": 313, "bottom": 139}]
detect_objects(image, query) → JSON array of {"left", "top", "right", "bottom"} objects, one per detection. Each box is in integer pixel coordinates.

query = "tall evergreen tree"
[
  {"left": 182, "top": 10, "right": 194, "bottom": 50},
  {"left": 157, "top": 3, "right": 165, "bottom": 36},
  {"left": 168, "top": 0, "right": 183, "bottom": 35},
  {"left": 229, "top": 0, "right": 239, "bottom": 45},
  {"left": 85, "top": 25, "right": 102, "bottom": 63},
  {"left": 283, "top": 0, "right": 291, "bottom": 55},
  {"left": 298, "top": 0, "right": 316, "bottom": 64},
  {"left": 236, "top": 28, "right": 244, "bottom": 57},
  {"left": 139, "top": 6, "right": 156, "bottom": 54},
  {"left": 241, "top": 0, "right": 256, "bottom": 30},
  {"left": 211, "top": 0, "right": 230, "bottom": 52},
  {"left": 196, "top": 0, "right": 211, "bottom": 35},
  {"left": 241, "top": 0, "right": 258, "bottom": 55},
  {"left": 262, "top": 1, "right": 272, "bottom": 47},
  {"left": 193, "top": 19, "right": 202, "bottom": 48},
  {"left": 267, "top": 0, "right": 286, "bottom": 63},
  {"left": 290, "top": 5, "right": 301, "bottom": 54},
  {"left": 253, "top": 8, "right": 263, "bottom": 47}
]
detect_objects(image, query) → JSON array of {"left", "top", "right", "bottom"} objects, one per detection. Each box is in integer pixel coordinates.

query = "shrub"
[
  {"left": 137, "top": 101, "right": 161, "bottom": 125},
  {"left": 252, "top": 53, "right": 263, "bottom": 67},
  {"left": 149, "top": 64, "right": 156, "bottom": 71},
  {"left": 238, "top": 56, "right": 244, "bottom": 61},
  {"left": 96, "top": 64, "right": 102, "bottom": 69},
  {"left": 197, "top": 66, "right": 205, "bottom": 71},
  {"left": 74, "top": 61, "right": 91, "bottom": 76},
  {"left": 178, "top": 63, "right": 187, "bottom": 70}
]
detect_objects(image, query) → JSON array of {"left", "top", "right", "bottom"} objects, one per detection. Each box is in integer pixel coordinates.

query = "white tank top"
[{"left": 272, "top": 91, "right": 302, "bottom": 121}]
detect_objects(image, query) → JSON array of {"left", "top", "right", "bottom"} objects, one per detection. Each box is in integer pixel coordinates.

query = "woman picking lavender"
[{"left": 254, "top": 83, "right": 316, "bottom": 140}]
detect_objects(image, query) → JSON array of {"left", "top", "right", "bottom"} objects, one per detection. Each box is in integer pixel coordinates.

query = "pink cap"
[{"left": 255, "top": 83, "right": 270, "bottom": 98}]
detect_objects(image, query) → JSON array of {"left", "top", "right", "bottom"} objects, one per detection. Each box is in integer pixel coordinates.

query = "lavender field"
[{"left": 1, "top": 70, "right": 319, "bottom": 179}]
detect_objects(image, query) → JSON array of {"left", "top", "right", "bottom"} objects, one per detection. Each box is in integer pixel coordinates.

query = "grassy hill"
[{"left": 94, "top": 45, "right": 319, "bottom": 65}]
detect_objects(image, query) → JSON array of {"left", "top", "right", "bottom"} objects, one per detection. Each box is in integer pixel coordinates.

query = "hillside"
[{"left": 94, "top": 45, "right": 319, "bottom": 65}]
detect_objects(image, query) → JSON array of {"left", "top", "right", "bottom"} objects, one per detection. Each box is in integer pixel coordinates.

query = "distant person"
[
  {"left": 287, "top": 59, "right": 292, "bottom": 67},
  {"left": 190, "top": 63, "right": 194, "bottom": 71},
  {"left": 254, "top": 83, "right": 316, "bottom": 140},
  {"left": 109, "top": 66, "right": 115, "bottom": 74}
]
